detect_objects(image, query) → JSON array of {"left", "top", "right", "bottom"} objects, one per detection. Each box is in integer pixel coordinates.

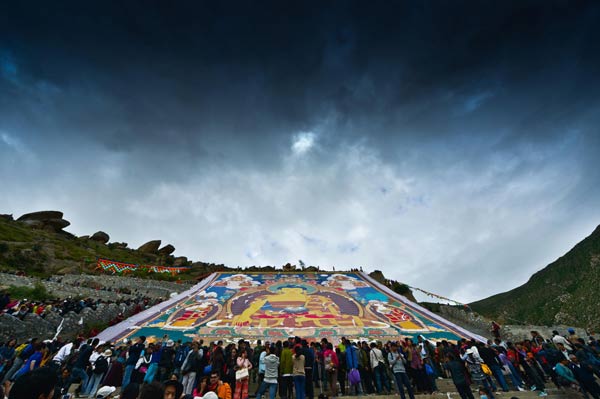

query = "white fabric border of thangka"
[
  {"left": 96, "top": 273, "right": 218, "bottom": 342},
  {"left": 359, "top": 272, "right": 487, "bottom": 343}
]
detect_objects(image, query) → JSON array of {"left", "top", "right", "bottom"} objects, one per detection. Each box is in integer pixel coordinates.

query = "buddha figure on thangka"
[{"left": 154, "top": 276, "right": 437, "bottom": 336}]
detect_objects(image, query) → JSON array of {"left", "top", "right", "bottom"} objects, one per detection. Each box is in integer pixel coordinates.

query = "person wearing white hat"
[
  {"left": 86, "top": 348, "right": 113, "bottom": 397},
  {"left": 96, "top": 385, "right": 116, "bottom": 398}
]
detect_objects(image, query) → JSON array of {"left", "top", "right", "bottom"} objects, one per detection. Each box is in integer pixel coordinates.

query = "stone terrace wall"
[
  {"left": 0, "top": 301, "right": 138, "bottom": 341},
  {"left": 0, "top": 272, "right": 193, "bottom": 301},
  {"left": 438, "top": 305, "right": 590, "bottom": 342},
  {"left": 0, "top": 273, "right": 194, "bottom": 341}
]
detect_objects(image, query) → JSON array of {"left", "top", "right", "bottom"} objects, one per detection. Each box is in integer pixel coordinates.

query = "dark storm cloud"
[
  {"left": 2, "top": 1, "right": 599, "bottom": 153},
  {"left": 1, "top": 1, "right": 600, "bottom": 302}
]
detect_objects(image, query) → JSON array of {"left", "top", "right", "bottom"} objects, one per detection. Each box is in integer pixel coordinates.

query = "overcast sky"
[{"left": 1, "top": 1, "right": 600, "bottom": 303}]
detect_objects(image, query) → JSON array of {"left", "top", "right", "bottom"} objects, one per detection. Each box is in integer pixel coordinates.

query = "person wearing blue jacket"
[{"left": 345, "top": 340, "right": 363, "bottom": 396}]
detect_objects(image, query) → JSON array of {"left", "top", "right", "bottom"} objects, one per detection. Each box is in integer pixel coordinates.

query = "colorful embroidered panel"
[
  {"left": 105, "top": 272, "right": 483, "bottom": 344},
  {"left": 96, "top": 258, "right": 190, "bottom": 275}
]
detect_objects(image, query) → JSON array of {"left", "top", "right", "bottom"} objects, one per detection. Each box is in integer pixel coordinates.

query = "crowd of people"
[
  {"left": 0, "top": 288, "right": 160, "bottom": 324},
  {"left": 0, "top": 328, "right": 599, "bottom": 399}
]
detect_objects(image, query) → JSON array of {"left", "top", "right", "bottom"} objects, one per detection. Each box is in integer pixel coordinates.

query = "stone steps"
[{"left": 244, "top": 379, "right": 580, "bottom": 399}]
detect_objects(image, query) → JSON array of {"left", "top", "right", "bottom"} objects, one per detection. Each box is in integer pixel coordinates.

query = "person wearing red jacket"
[{"left": 322, "top": 343, "right": 339, "bottom": 397}]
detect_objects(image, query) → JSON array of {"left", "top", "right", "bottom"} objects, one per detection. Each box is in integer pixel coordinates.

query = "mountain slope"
[{"left": 470, "top": 225, "right": 600, "bottom": 330}]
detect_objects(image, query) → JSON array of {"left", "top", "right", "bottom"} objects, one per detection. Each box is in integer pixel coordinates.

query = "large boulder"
[
  {"left": 17, "top": 211, "right": 70, "bottom": 233},
  {"left": 158, "top": 244, "right": 175, "bottom": 255},
  {"left": 138, "top": 240, "right": 161, "bottom": 254},
  {"left": 173, "top": 256, "right": 188, "bottom": 267},
  {"left": 17, "top": 211, "right": 63, "bottom": 221},
  {"left": 90, "top": 231, "right": 110, "bottom": 244}
]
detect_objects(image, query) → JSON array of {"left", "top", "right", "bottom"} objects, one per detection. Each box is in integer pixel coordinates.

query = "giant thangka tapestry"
[{"left": 98, "top": 272, "right": 484, "bottom": 344}]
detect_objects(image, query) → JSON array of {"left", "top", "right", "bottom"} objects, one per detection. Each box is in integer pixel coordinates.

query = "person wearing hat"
[
  {"left": 567, "top": 328, "right": 580, "bottom": 346},
  {"left": 96, "top": 385, "right": 116, "bottom": 398},
  {"left": 86, "top": 348, "right": 113, "bottom": 397}
]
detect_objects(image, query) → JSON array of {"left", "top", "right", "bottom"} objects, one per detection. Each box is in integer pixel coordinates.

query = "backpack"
[
  {"left": 94, "top": 356, "right": 109, "bottom": 374},
  {"left": 175, "top": 346, "right": 190, "bottom": 367}
]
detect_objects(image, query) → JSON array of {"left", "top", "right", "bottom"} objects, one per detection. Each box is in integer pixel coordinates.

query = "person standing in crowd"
[
  {"left": 234, "top": 349, "right": 252, "bottom": 399},
  {"left": 462, "top": 348, "right": 495, "bottom": 399},
  {"left": 135, "top": 344, "right": 153, "bottom": 384},
  {"left": 12, "top": 341, "right": 43, "bottom": 381},
  {"left": 67, "top": 337, "right": 99, "bottom": 396},
  {"left": 478, "top": 341, "right": 510, "bottom": 392},
  {"left": 389, "top": 342, "right": 414, "bottom": 399},
  {"left": 359, "top": 341, "right": 375, "bottom": 394},
  {"left": 255, "top": 344, "right": 267, "bottom": 397},
  {"left": 122, "top": 336, "right": 146, "bottom": 389},
  {"left": 552, "top": 331, "right": 573, "bottom": 351},
  {"left": 252, "top": 340, "right": 264, "bottom": 385},
  {"left": 158, "top": 339, "right": 175, "bottom": 382},
  {"left": 211, "top": 345, "right": 226, "bottom": 381},
  {"left": 345, "top": 340, "right": 362, "bottom": 397},
  {"left": 323, "top": 342, "right": 339, "bottom": 398},
  {"left": 2, "top": 337, "right": 38, "bottom": 385},
  {"left": 370, "top": 342, "right": 391, "bottom": 395},
  {"left": 181, "top": 341, "right": 201, "bottom": 396},
  {"left": 301, "top": 340, "right": 315, "bottom": 399},
  {"left": 293, "top": 346, "right": 306, "bottom": 399},
  {"left": 144, "top": 342, "right": 162, "bottom": 384},
  {"left": 256, "top": 345, "right": 279, "bottom": 399},
  {"left": 226, "top": 346, "right": 239, "bottom": 393},
  {"left": 569, "top": 354, "right": 600, "bottom": 399},
  {"left": 85, "top": 347, "right": 112, "bottom": 397},
  {"left": 279, "top": 341, "right": 293, "bottom": 399},
  {"left": 335, "top": 347, "right": 347, "bottom": 396},
  {"left": 445, "top": 352, "right": 474, "bottom": 399}
]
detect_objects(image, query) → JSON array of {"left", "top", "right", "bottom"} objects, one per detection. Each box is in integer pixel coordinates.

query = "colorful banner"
[
  {"left": 102, "top": 272, "right": 485, "bottom": 344},
  {"left": 96, "top": 258, "right": 190, "bottom": 275}
]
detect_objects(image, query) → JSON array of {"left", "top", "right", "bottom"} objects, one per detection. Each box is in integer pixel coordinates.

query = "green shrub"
[{"left": 7, "top": 282, "right": 54, "bottom": 302}]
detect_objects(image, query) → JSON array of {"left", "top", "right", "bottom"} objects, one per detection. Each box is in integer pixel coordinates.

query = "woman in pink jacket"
[
  {"left": 322, "top": 343, "right": 339, "bottom": 397},
  {"left": 234, "top": 349, "right": 253, "bottom": 399}
]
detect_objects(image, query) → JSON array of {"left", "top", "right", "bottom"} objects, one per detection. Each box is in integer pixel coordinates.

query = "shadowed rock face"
[
  {"left": 17, "top": 211, "right": 64, "bottom": 221},
  {"left": 90, "top": 231, "right": 110, "bottom": 243},
  {"left": 158, "top": 244, "right": 175, "bottom": 255},
  {"left": 17, "top": 211, "right": 70, "bottom": 233},
  {"left": 138, "top": 240, "right": 161, "bottom": 253}
]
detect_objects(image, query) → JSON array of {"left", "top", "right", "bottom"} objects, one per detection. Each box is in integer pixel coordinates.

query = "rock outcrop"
[
  {"left": 17, "top": 211, "right": 70, "bottom": 233},
  {"left": 90, "top": 231, "right": 110, "bottom": 244},
  {"left": 138, "top": 240, "right": 161, "bottom": 254},
  {"left": 158, "top": 244, "right": 175, "bottom": 255},
  {"left": 173, "top": 256, "right": 188, "bottom": 267}
]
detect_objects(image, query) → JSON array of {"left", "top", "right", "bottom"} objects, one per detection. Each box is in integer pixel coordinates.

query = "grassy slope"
[
  {"left": 0, "top": 218, "right": 418, "bottom": 297},
  {"left": 0, "top": 218, "right": 165, "bottom": 276},
  {"left": 470, "top": 225, "right": 600, "bottom": 329}
]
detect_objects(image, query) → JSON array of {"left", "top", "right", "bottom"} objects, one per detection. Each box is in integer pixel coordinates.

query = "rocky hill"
[
  {"left": 0, "top": 211, "right": 228, "bottom": 280},
  {"left": 0, "top": 211, "right": 416, "bottom": 296},
  {"left": 470, "top": 224, "right": 600, "bottom": 330}
]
